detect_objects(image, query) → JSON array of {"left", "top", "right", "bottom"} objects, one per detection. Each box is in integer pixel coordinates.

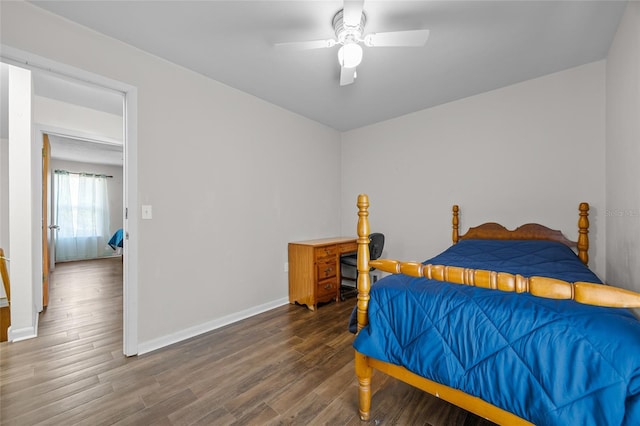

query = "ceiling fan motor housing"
[{"left": 333, "top": 9, "right": 366, "bottom": 45}]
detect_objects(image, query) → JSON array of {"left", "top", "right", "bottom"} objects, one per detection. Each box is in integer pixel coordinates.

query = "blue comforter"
[
  {"left": 108, "top": 229, "right": 124, "bottom": 249},
  {"left": 353, "top": 240, "right": 640, "bottom": 425}
]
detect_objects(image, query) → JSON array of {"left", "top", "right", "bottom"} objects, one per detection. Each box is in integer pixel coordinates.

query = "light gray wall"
[
  {"left": 341, "top": 61, "right": 606, "bottom": 279},
  {"left": 606, "top": 2, "right": 640, "bottom": 292},
  {"left": 2, "top": 2, "right": 342, "bottom": 348}
]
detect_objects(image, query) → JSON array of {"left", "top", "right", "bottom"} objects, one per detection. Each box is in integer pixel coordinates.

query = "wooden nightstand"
[{"left": 288, "top": 237, "right": 357, "bottom": 311}]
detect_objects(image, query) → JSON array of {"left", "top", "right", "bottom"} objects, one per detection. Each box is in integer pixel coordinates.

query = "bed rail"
[{"left": 369, "top": 259, "right": 640, "bottom": 308}]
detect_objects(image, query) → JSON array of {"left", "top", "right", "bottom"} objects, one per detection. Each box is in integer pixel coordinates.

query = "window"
[{"left": 54, "top": 170, "right": 111, "bottom": 261}]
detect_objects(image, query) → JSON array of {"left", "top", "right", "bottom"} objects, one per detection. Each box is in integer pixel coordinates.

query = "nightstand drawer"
[
  {"left": 316, "top": 260, "right": 336, "bottom": 280},
  {"left": 340, "top": 241, "right": 357, "bottom": 254},
  {"left": 317, "top": 278, "right": 337, "bottom": 298},
  {"left": 315, "top": 245, "right": 337, "bottom": 261}
]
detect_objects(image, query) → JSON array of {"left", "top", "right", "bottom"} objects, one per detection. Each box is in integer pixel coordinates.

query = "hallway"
[{"left": 0, "top": 257, "right": 124, "bottom": 424}]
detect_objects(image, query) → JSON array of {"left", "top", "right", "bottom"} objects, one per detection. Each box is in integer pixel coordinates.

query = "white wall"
[
  {"left": 7, "top": 64, "right": 38, "bottom": 341},
  {"left": 342, "top": 61, "right": 606, "bottom": 279},
  {"left": 1, "top": 2, "right": 342, "bottom": 351},
  {"left": 35, "top": 95, "right": 123, "bottom": 142},
  {"left": 49, "top": 159, "right": 124, "bottom": 256},
  {"left": 606, "top": 2, "right": 640, "bottom": 292}
]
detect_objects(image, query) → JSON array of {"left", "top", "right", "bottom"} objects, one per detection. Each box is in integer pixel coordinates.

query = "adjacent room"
[{"left": 1, "top": 1, "right": 638, "bottom": 424}]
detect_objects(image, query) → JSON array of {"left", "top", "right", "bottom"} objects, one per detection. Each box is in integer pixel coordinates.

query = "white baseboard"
[
  {"left": 137, "top": 297, "right": 289, "bottom": 355},
  {"left": 8, "top": 311, "right": 38, "bottom": 342}
]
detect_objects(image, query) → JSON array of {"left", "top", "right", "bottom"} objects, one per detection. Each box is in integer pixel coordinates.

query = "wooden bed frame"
[{"left": 353, "top": 194, "right": 640, "bottom": 424}]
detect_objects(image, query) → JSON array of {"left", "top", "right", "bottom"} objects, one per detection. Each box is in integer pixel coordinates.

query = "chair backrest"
[{"left": 369, "top": 233, "right": 385, "bottom": 261}]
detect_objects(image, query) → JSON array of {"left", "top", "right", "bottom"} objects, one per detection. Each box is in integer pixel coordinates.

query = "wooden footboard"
[{"left": 353, "top": 194, "right": 640, "bottom": 423}]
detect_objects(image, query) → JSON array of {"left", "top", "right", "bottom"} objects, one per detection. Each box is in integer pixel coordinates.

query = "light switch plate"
[{"left": 141, "top": 205, "right": 153, "bottom": 219}]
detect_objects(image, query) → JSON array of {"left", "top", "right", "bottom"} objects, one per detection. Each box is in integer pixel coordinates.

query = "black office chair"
[{"left": 340, "top": 233, "right": 385, "bottom": 300}]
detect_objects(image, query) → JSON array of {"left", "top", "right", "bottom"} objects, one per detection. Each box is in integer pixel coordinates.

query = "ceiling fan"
[{"left": 275, "top": 0, "right": 430, "bottom": 86}]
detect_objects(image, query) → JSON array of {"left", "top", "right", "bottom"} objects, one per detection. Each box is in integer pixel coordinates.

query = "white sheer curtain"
[{"left": 54, "top": 170, "right": 111, "bottom": 261}]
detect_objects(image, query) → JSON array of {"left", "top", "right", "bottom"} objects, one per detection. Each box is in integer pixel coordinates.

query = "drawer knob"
[{"left": 324, "top": 284, "right": 333, "bottom": 290}]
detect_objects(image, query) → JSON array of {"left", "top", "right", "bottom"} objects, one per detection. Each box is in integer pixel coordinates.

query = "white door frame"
[
  {"left": 38, "top": 128, "right": 124, "bottom": 276},
  {"left": 1, "top": 45, "right": 139, "bottom": 356},
  {"left": 35, "top": 126, "right": 123, "bottom": 310}
]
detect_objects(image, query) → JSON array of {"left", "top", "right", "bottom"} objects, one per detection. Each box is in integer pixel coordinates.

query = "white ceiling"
[{"left": 29, "top": 0, "right": 626, "bottom": 131}]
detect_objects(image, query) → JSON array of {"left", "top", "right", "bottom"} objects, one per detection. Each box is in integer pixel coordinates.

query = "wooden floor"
[{"left": 0, "top": 258, "right": 494, "bottom": 425}]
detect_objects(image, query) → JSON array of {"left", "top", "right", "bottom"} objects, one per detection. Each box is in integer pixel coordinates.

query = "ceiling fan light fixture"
[
  {"left": 338, "top": 43, "right": 363, "bottom": 68},
  {"left": 276, "top": 2, "right": 430, "bottom": 86}
]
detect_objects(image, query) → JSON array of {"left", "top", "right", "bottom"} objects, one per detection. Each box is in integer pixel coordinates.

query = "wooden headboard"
[{"left": 451, "top": 203, "right": 590, "bottom": 265}]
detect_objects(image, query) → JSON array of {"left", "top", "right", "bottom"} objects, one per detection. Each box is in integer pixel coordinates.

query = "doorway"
[
  {"left": 43, "top": 132, "right": 125, "bottom": 312},
  {"left": 1, "top": 49, "right": 139, "bottom": 355},
  {"left": 34, "top": 72, "right": 127, "bottom": 355}
]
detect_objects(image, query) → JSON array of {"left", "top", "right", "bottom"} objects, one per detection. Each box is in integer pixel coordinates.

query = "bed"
[
  {"left": 108, "top": 228, "right": 124, "bottom": 251},
  {"left": 352, "top": 194, "right": 640, "bottom": 425}
]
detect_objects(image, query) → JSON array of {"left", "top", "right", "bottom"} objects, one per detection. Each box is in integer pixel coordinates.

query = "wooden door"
[{"left": 42, "top": 134, "right": 50, "bottom": 307}]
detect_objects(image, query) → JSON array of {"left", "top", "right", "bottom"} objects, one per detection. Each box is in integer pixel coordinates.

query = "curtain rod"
[{"left": 54, "top": 169, "right": 113, "bottom": 178}]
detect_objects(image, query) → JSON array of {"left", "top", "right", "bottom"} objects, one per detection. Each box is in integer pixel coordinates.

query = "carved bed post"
[
  {"left": 355, "top": 194, "right": 373, "bottom": 421},
  {"left": 452, "top": 205, "right": 460, "bottom": 244},
  {"left": 577, "top": 202, "right": 589, "bottom": 265},
  {"left": 356, "top": 194, "right": 371, "bottom": 332}
]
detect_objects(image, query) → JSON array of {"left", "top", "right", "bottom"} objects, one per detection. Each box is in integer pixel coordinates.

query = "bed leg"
[{"left": 355, "top": 350, "right": 373, "bottom": 421}]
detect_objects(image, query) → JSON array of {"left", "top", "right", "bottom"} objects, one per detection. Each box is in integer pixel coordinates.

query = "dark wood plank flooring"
[{"left": 0, "top": 257, "right": 494, "bottom": 425}]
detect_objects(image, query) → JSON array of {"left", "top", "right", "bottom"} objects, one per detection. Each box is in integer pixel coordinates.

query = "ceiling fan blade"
[
  {"left": 274, "top": 39, "right": 336, "bottom": 51},
  {"left": 340, "top": 66, "right": 356, "bottom": 86},
  {"left": 343, "top": 0, "right": 365, "bottom": 27},
  {"left": 364, "top": 29, "right": 430, "bottom": 47}
]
